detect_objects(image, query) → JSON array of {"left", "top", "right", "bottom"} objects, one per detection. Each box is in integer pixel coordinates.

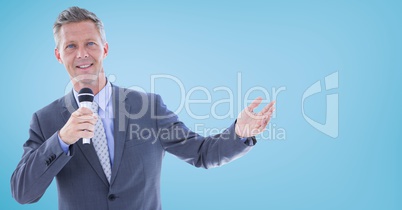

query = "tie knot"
[{"left": 91, "top": 102, "right": 99, "bottom": 113}]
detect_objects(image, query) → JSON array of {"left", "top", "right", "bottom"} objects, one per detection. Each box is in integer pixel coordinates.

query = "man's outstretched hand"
[{"left": 235, "top": 97, "right": 276, "bottom": 138}]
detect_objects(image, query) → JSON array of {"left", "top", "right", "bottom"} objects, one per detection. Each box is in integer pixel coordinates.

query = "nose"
[{"left": 76, "top": 46, "right": 89, "bottom": 59}]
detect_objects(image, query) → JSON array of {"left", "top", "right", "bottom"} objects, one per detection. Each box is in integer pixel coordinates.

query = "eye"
[
  {"left": 66, "top": 44, "right": 75, "bottom": 49},
  {"left": 87, "top": 42, "right": 95, "bottom": 46}
]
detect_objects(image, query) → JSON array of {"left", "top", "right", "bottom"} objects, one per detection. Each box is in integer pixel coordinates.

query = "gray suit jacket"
[{"left": 11, "top": 85, "right": 255, "bottom": 210}]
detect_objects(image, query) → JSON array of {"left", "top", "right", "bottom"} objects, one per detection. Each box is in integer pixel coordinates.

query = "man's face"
[{"left": 55, "top": 20, "right": 108, "bottom": 86}]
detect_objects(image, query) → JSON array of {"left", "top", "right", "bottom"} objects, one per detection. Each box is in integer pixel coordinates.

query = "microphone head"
[{"left": 78, "top": 88, "right": 94, "bottom": 102}]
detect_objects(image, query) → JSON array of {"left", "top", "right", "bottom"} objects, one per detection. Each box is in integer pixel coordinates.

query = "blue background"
[{"left": 1, "top": 0, "right": 400, "bottom": 209}]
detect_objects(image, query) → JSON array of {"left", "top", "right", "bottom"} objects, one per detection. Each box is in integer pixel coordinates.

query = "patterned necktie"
[{"left": 91, "top": 102, "right": 112, "bottom": 183}]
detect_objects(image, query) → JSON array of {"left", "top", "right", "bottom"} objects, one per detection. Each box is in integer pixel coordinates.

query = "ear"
[
  {"left": 55, "top": 48, "right": 63, "bottom": 64},
  {"left": 103, "top": 42, "right": 109, "bottom": 59}
]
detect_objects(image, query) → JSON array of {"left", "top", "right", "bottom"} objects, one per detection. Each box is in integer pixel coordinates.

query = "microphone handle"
[{"left": 79, "top": 102, "right": 93, "bottom": 144}]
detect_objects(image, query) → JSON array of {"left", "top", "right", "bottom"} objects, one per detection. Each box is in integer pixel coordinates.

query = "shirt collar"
[{"left": 73, "top": 81, "right": 112, "bottom": 112}]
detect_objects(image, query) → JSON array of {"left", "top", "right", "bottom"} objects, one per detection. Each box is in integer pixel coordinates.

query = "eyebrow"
[{"left": 63, "top": 39, "right": 97, "bottom": 46}]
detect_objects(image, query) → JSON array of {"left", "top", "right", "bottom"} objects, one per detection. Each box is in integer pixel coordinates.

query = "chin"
[
  {"left": 80, "top": 79, "right": 97, "bottom": 85},
  {"left": 72, "top": 75, "right": 98, "bottom": 86}
]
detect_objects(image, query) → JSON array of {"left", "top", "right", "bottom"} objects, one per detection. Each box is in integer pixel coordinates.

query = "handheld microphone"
[{"left": 78, "top": 88, "right": 94, "bottom": 144}]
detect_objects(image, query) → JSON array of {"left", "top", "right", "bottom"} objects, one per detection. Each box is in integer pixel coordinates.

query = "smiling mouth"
[{"left": 76, "top": 64, "right": 93, "bottom": 69}]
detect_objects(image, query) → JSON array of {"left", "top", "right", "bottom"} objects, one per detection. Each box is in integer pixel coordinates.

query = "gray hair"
[{"left": 53, "top": 6, "right": 107, "bottom": 49}]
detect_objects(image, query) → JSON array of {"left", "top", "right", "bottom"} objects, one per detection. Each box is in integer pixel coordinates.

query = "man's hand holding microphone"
[{"left": 59, "top": 88, "right": 97, "bottom": 145}]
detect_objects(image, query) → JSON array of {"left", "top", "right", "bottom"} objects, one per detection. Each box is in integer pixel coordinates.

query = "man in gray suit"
[{"left": 11, "top": 6, "right": 275, "bottom": 210}]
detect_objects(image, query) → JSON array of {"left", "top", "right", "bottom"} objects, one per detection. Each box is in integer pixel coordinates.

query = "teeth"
[{"left": 78, "top": 64, "right": 91, "bottom": 68}]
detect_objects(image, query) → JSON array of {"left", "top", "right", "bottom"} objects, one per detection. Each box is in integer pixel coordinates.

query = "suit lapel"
[
  {"left": 61, "top": 90, "right": 110, "bottom": 187},
  {"left": 110, "top": 85, "right": 130, "bottom": 185}
]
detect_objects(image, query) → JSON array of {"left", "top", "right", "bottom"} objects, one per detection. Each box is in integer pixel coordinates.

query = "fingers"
[
  {"left": 259, "top": 100, "right": 276, "bottom": 115},
  {"left": 73, "top": 108, "right": 97, "bottom": 131},
  {"left": 259, "top": 114, "right": 272, "bottom": 129},
  {"left": 72, "top": 107, "right": 96, "bottom": 117},
  {"left": 245, "top": 112, "right": 267, "bottom": 120},
  {"left": 245, "top": 99, "right": 275, "bottom": 120},
  {"left": 77, "top": 122, "right": 95, "bottom": 132},
  {"left": 252, "top": 101, "right": 275, "bottom": 120},
  {"left": 236, "top": 97, "right": 277, "bottom": 137},
  {"left": 260, "top": 105, "right": 275, "bottom": 124},
  {"left": 73, "top": 109, "right": 97, "bottom": 138},
  {"left": 247, "top": 97, "right": 263, "bottom": 112},
  {"left": 263, "top": 106, "right": 275, "bottom": 121},
  {"left": 254, "top": 106, "right": 275, "bottom": 134},
  {"left": 235, "top": 114, "right": 274, "bottom": 137},
  {"left": 79, "top": 131, "right": 95, "bottom": 139},
  {"left": 72, "top": 108, "right": 98, "bottom": 122},
  {"left": 59, "top": 108, "right": 98, "bottom": 144}
]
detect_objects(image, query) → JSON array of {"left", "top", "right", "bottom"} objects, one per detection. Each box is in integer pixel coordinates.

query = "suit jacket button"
[{"left": 108, "top": 194, "right": 116, "bottom": 201}]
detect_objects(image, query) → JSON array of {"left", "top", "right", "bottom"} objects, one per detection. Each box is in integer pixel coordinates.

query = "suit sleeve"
[
  {"left": 154, "top": 94, "right": 256, "bottom": 169},
  {"left": 11, "top": 112, "right": 73, "bottom": 204}
]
